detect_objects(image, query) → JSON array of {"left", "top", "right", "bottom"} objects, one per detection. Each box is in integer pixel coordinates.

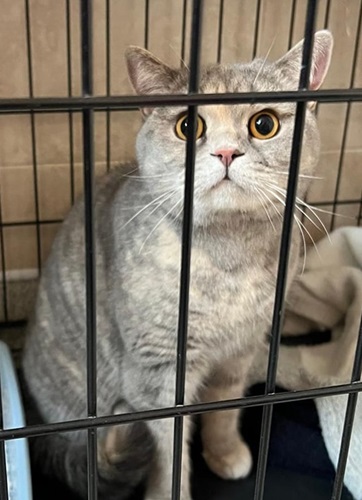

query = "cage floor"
[{"left": 30, "top": 385, "right": 353, "bottom": 500}]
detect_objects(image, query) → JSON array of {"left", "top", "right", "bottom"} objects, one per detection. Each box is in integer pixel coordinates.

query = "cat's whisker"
[
  {"left": 168, "top": 43, "right": 190, "bottom": 72},
  {"left": 171, "top": 205, "right": 184, "bottom": 223},
  {"left": 266, "top": 183, "right": 325, "bottom": 236},
  {"left": 123, "top": 173, "right": 177, "bottom": 179},
  {"left": 255, "top": 186, "right": 284, "bottom": 221},
  {"left": 293, "top": 216, "right": 307, "bottom": 275},
  {"left": 265, "top": 184, "right": 323, "bottom": 260},
  {"left": 119, "top": 189, "right": 178, "bottom": 231},
  {"left": 295, "top": 197, "right": 356, "bottom": 243},
  {"left": 138, "top": 196, "right": 184, "bottom": 254},
  {"left": 296, "top": 216, "right": 322, "bottom": 262},
  {"left": 262, "top": 185, "right": 310, "bottom": 273},
  {"left": 121, "top": 165, "right": 139, "bottom": 176},
  {"left": 260, "top": 186, "right": 286, "bottom": 215},
  {"left": 254, "top": 188, "right": 277, "bottom": 232},
  {"left": 147, "top": 190, "right": 182, "bottom": 219},
  {"left": 273, "top": 171, "right": 324, "bottom": 180},
  {"left": 266, "top": 183, "right": 332, "bottom": 244},
  {"left": 298, "top": 202, "right": 354, "bottom": 220},
  {"left": 252, "top": 36, "right": 276, "bottom": 87}
]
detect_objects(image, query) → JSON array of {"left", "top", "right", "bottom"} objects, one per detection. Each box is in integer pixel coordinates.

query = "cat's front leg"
[
  {"left": 145, "top": 415, "right": 192, "bottom": 500},
  {"left": 123, "top": 361, "right": 198, "bottom": 500},
  {"left": 200, "top": 354, "right": 254, "bottom": 480}
]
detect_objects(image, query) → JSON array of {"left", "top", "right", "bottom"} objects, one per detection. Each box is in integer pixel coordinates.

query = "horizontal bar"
[
  {"left": 0, "top": 320, "right": 27, "bottom": 330},
  {"left": 0, "top": 219, "right": 62, "bottom": 228},
  {"left": 0, "top": 198, "right": 360, "bottom": 231},
  {"left": 0, "top": 88, "right": 361, "bottom": 113},
  {"left": 1, "top": 381, "right": 361, "bottom": 442},
  {"left": 311, "top": 198, "right": 361, "bottom": 207}
]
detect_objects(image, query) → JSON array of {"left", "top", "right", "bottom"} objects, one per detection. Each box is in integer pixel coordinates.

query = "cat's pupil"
[
  {"left": 181, "top": 118, "right": 189, "bottom": 137},
  {"left": 255, "top": 114, "right": 274, "bottom": 135}
]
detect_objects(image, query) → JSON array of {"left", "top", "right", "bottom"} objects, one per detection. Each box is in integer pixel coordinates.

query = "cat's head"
[{"left": 126, "top": 31, "right": 333, "bottom": 227}]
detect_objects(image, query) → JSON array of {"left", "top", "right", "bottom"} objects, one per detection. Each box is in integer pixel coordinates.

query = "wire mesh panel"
[{"left": 0, "top": 1, "right": 362, "bottom": 500}]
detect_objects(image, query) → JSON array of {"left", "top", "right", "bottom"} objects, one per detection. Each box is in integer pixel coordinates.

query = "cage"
[{"left": 0, "top": 0, "right": 361, "bottom": 499}]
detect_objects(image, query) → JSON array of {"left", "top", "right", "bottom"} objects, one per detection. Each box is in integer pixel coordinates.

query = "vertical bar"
[
  {"left": 0, "top": 206, "right": 9, "bottom": 497},
  {"left": 331, "top": 1, "right": 362, "bottom": 229},
  {"left": 324, "top": 0, "right": 332, "bottom": 28},
  {"left": 81, "top": 0, "right": 97, "bottom": 499},
  {"left": 253, "top": 2, "right": 318, "bottom": 499},
  {"left": 0, "top": 197, "right": 8, "bottom": 322},
  {"left": 0, "top": 378, "right": 9, "bottom": 500},
  {"left": 24, "top": 0, "right": 42, "bottom": 272},
  {"left": 331, "top": 315, "right": 362, "bottom": 500},
  {"left": 172, "top": 1, "right": 203, "bottom": 499},
  {"left": 358, "top": 192, "right": 362, "bottom": 226},
  {"left": 287, "top": 0, "right": 297, "bottom": 49},
  {"left": 252, "top": 0, "right": 262, "bottom": 58},
  {"left": 181, "top": 0, "right": 188, "bottom": 64},
  {"left": 105, "top": 0, "right": 111, "bottom": 172},
  {"left": 216, "top": 0, "right": 224, "bottom": 63},
  {"left": 66, "top": 0, "right": 75, "bottom": 204},
  {"left": 144, "top": 0, "right": 150, "bottom": 49}
]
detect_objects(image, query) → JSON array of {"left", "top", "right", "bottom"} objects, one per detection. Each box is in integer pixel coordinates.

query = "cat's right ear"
[
  {"left": 275, "top": 30, "right": 333, "bottom": 91},
  {"left": 125, "top": 46, "right": 177, "bottom": 116}
]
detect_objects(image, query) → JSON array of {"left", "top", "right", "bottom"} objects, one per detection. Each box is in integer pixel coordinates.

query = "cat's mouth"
[{"left": 211, "top": 176, "right": 234, "bottom": 189}]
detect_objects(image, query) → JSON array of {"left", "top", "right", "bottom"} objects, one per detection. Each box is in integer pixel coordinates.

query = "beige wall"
[{"left": 0, "top": 0, "right": 361, "bottom": 320}]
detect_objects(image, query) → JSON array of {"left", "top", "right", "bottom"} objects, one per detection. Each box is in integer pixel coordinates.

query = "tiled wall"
[{"left": 0, "top": 0, "right": 361, "bottom": 321}]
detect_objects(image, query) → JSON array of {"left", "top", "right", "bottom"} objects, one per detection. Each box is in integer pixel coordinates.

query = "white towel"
[{"left": 250, "top": 226, "right": 362, "bottom": 499}]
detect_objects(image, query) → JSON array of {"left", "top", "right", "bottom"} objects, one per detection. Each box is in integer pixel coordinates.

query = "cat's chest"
[
  {"left": 186, "top": 247, "right": 275, "bottom": 357},
  {"left": 190, "top": 246, "right": 273, "bottom": 315},
  {"left": 144, "top": 224, "right": 275, "bottom": 347}
]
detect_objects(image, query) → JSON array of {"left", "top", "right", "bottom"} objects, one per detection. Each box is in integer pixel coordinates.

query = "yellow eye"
[
  {"left": 248, "top": 110, "right": 280, "bottom": 140},
  {"left": 175, "top": 114, "right": 206, "bottom": 141}
]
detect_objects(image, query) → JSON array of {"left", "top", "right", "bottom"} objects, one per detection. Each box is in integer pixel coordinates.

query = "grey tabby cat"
[{"left": 23, "top": 31, "right": 333, "bottom": 500}]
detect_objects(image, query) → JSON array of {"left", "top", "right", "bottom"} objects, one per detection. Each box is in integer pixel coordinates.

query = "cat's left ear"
[
  {"left": 125, "top": 46, "right": 178, "bottom": 116},
  {"left": 276, "top": 30, "right": 333, "bottom": 91}
]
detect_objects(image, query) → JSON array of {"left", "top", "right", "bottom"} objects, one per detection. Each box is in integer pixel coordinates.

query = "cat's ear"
[
  {"left": 125, "top": 46, "right": 177, "bottom": 116},
  {"left": 276, "top": 30, "right": 333, "bottom": 91}
]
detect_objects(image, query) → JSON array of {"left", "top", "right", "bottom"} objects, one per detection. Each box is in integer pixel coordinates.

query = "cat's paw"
[{"left": 203, "top": 440, "right": 253, "bottom": 480}]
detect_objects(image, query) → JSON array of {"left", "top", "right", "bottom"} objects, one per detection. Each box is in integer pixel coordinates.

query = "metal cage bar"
[
  {"left": 105, "top": 0, "right": 111, "bottom": 172},
  {"left": 216, "top": 0, "right": 224, "bottom": 63},
  {"left": 81, "top": 0, "right": 98, "bottom": 498},
  {"left": 252, "top": 0, "right": 262, "bottom": 59},
  {"left": 1, "top": 88, "right": 362, "bottom": 114},
  {"left": 331, "top": 316, "right": 362, "bottom": 500},
  {"left": 66, "top": 0, "right": 76, "bottom": 205},
  {"left": 0, "top": 198, "right": 8, "bottom": 322},
  {"left": 24, "top": 0, "right": 42, "bottom": 274},
  {"left": 172, "top": 1, "right": 203, "bottom": 498},
  {"left": 287, "top": 0, "right": 297, "bottom": 49},
  {"left": 254, "top": 2, "right": 318, "bottom": 498},
  {"left": 331, "top": 0, "right": 362, "bottom": 230},
  {"left": 0, "top": 1, "right": 361, "bottom": 499},
  {"left": 180, "top": 0, "right": 188, "bottom": 65},
  {"left": 144, "top": 0, "right": 150, "bottom": 50},
  {"left": 1, "top": 380, "right": 362, "bottom": 443},
  {"left": 0, "top": 363, "right": 9, "bottom": 500}
]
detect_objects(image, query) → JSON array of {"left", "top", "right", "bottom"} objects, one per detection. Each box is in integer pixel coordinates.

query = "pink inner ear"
[{"left": 310, "top": 45, "right": 331, "bottom": 91}]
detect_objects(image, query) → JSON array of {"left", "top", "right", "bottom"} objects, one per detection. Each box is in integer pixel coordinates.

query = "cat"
[{"left": 22, "top": 30, "right": 333, "bottom": 500}]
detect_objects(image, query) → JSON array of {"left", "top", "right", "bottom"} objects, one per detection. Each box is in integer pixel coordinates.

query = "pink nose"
[{"left": 211, "top": 148, "right": 243, "bottom": 168}]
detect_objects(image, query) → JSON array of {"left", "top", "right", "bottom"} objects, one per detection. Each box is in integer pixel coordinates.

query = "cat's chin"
[
  {"left": 207, "top": 180, "right": 249, "bottom": 207},
  {"left": 195, "top": 181, "right": 258, "bottom": 221}
]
